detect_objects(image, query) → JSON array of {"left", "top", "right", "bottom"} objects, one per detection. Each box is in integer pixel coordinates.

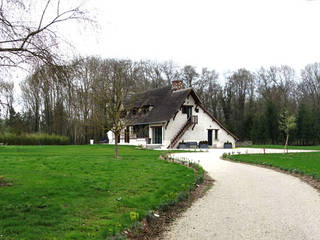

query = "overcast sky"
[{"left": 60, "top": 0, "right": 320, "bottom": 74}]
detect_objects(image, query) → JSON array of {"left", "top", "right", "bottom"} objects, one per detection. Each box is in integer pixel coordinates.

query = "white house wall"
[
  {"left": 164, "top": 94, "right": 236, "bottom": 148},
  {"left": 183, "top": 107, "right": 235, "bottom": 148},
  {"left": 163, "top": 94, "right": 195, "bottom": 147},
  {"left": 108, "top": 130, "right": 148, "bottom": 146}
]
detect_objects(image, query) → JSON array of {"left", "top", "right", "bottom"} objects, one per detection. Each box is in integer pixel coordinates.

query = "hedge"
[{"left": 0, "top": 133, "right": 70, "bottom": 145}]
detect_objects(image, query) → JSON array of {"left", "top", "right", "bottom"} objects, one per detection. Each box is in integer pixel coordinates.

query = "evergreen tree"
[
  {"left": 296, "top": 103, "right": 314, "bottom": 145},
  {"left": 265, "top": 101, "right": 279, "bottom": 144}
]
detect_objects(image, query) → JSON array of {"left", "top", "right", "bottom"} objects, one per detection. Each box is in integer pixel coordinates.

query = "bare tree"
[
  {"left": 20, "top": 73, "right": 42, "bottom": 132},
  {"left": 196, "top": 68, "right": 221, "bottom": 116},
  {"left": 256, "top": 66, "right": 296, "bottom": 107},
  {"left": 92, "top": 59, "right": 134, "bottom": 159},
  {"left": 161, "top": 61, "right": 181, "bottom": 84},
  {"left": 0, "top": 0, "right": 90, "bottom": 68},
  {"left": 181, "top": 65, "right": 199, "bottom": 87},
  {"left": 300, "top": 63, "right": 320, "bottom": 108},
  {"left": 227, "top": 69, "right": 254, "bottom": 138}
]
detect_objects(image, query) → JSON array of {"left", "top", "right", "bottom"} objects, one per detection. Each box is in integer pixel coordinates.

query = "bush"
[{"left": 0, "top": 133, "right": 70, "bottom": 145}]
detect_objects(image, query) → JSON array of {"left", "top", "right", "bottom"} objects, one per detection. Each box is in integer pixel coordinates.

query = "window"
[
  {"left": 133, "top": 125, "right": 148, "bottom": 138},
  {"left": 152, "top": 127, "right": 162, "bottom": 144},
  {"left": 214, "top": 129, "right": 219, "bottom": 140},
  {"left": 181, "top": 106, "right": 192, "bottom": 119},
  {"left": 143, "top": 108, "right": 147, "bottom": 114}
]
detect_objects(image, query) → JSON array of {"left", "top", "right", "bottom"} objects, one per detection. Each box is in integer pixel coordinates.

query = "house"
[{"left": 108, "top": 80, "right": 238, "bottom": 149}]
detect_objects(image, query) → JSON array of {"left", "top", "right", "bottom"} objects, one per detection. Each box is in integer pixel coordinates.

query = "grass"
[
  {"left": 228, "top": 152, "right": 320, "bottom": 181},
  {"left": 0, "top": 145, "right": 198, "bottom": 239},
  {"left": 242, "top": 144, "right": 320, "bottom": 150}
]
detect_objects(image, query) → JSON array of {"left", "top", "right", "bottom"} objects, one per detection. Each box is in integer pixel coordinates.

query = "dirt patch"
[
  {"left": 0, "top": 176, "right": 13, "bottom": 187},
  {"left": 126, "top": 172, "right": 214, "bottom": 240},
  {"left": 223, "top": 158, "right": 320, "bottom": 193}
]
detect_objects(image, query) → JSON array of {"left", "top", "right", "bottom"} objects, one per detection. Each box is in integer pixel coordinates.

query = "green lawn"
[
  {"left": 228, "top": 152, "right": 320, "bottom": 180},
  {"left": 0, "top": 145, "right": 197, "bottom": 239},
  {"left": 242, "top": 144, "right": 320, "bottom": 150}
]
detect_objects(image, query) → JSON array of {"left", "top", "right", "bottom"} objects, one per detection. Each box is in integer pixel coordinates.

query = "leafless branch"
[{"left": 0, "top": 0, "right": 92, "bottom": 69}]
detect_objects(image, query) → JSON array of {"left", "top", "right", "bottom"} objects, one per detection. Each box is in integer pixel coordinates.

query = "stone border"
[{"left": 125, "top": 154, "right": 214, "bottom": 240}]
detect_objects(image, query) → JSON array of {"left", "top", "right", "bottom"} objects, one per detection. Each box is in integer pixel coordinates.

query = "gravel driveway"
[{"left": 163, "top": 148, "right": 320, "bottom": 240}]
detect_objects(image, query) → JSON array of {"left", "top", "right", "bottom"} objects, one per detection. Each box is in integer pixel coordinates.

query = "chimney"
[{"left": 172, "top": 80, "right": 184, "bottom": 91}]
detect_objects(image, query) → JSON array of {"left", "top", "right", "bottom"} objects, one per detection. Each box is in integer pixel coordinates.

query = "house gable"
[
  {"left": 163, "top": 90, "right": 237, "bottom": 148},
  {"left": 124, "top": 83, "right": 237, "bottom": 148}
]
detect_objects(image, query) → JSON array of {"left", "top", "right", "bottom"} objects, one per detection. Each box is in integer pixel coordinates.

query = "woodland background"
[{"left": 1, "top": 58, "right": 319, "bottom": 145}]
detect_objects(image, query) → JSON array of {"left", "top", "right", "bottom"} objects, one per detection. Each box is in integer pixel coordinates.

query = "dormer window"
[
  {"left": 138, "top": 105, "right": 153, "bottom": 114},
  {"left": 182, "top": 105, "right": 192, "bottom": 119}
]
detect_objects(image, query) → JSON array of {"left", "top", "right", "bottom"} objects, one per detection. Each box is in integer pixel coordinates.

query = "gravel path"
[{"left": 163, "top": 148, "right": 320, "bottom": 240}]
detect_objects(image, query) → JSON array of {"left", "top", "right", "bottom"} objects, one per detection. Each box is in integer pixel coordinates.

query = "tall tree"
[
  {"left": 20, "top": 72, "right": 42, "bottom": 132},
  {"left": 181, "top": 65, "right": 199, "bottom": 87},
  {"left": 300, "top": 63, "right": 320, "bottom": 109},
  {"left": 227, "top": 69, "right": 254, "bottom": 139},
  {"left": 92, "top": 60, "right": 133, "bottom": 159},
  {"left": 296, "top": 103, "right": 314, "bottom": 145},
  {"left": 0, "top": 79, "right": 14, "bottom": 119}
]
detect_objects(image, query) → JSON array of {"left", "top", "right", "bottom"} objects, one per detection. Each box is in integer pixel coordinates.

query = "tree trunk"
[
  {"left": 115, "top": 132, "right": 119, "bottom": 159},
  {"left": 285, "top": 133, "right": 289, "bottom": 153}
]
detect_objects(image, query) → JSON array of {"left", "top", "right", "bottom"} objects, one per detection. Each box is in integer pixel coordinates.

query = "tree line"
[{"left": 1, "top": 57, "right": 320, "bottom": 146}]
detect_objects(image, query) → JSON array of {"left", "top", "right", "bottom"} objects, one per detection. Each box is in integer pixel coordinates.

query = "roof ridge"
[
  {"left": 172, "top": 87, "right": 192, "bottom": 93},
  {"left": 135, "top": 85, "right": 171, "bottom": 95}
]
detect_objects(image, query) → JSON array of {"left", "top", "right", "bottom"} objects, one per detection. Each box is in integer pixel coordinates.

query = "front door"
[
  {"left": 152, "top": 127, "right": 162, "bottom": 144},
  {"left": 186, "top": 106, "right": 192, "bottom": 119},
  {"left": 208, "top": 129, "right": 213, "bottom": 146}
]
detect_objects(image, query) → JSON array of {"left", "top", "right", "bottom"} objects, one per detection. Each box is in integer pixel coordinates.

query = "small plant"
[
  {"left": 177, "top": 191, "right": 188, "bottom": 201},
  {"left": 129, "top": 212, "right": 139, "bottom": 222}
]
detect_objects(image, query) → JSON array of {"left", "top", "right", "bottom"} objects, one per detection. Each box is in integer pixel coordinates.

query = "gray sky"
[
  {"left": 62, "top": 0, "right": 320, "bottom": 73},
  {"left": 9, "top": 0, "right": 320, "bottom": 109}
]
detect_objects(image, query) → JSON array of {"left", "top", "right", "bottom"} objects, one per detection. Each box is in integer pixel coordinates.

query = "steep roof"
[
  {"left": 126, "top": 85, "right": 238, "bottom": 140},
  {"left": 127, "top": 85, "right": 199, "bottom": 125}
]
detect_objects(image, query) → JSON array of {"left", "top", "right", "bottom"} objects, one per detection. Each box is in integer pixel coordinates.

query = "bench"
[{"left": 186, "top": 142, "right": 197, "bottom": 149}]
